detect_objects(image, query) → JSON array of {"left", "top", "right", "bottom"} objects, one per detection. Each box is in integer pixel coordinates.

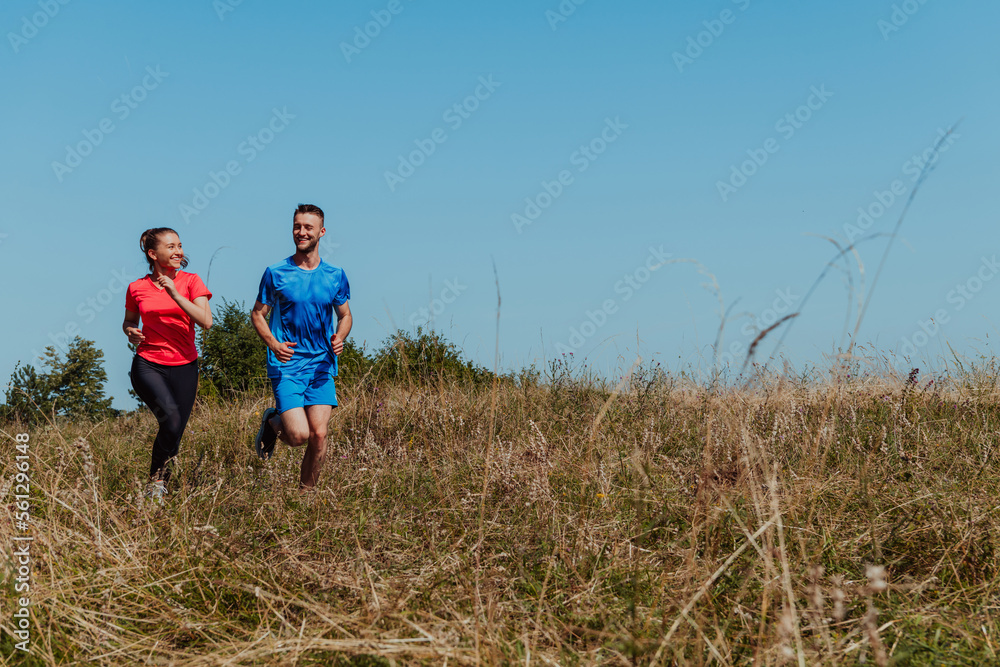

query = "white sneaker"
[{"left": 145, "top": 480, "right": 168, "bottom": 505}]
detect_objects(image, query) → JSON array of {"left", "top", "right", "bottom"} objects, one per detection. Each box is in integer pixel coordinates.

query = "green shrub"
[
  {"left": 198, "top": 299, "right": 269, "bottom": 398},
  {"left": 371, "top": 328, "right": 492, "bottom": 386},
  {"left": 336, "top": 339, "right": 374, "bottom": 384}
]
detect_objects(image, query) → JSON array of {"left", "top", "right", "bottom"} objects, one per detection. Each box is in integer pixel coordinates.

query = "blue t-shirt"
[{"left": 256, "top": 258, "right": 350, "bottom": 379}]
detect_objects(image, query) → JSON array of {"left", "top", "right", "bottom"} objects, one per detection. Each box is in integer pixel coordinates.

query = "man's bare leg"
[
  {"left": 269, "top": 408, "right": 308, "bottom": 446},
  {"left": 297, "top": 405, "right": 332, "bottom": 488},
  {"left": 267, "top": 405, "right": 331, "bottom": 487}
]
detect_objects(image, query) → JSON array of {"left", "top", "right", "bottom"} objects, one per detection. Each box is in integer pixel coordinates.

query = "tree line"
[{"left": 2, "top": 300, "right": 493, "bottom": 425}]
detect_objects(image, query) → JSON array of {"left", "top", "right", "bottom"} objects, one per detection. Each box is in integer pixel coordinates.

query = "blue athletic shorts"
[{"left": 270, "top": 372, "right": 338, "bottom": 413}]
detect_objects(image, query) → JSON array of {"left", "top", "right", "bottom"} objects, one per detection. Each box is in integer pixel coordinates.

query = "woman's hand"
[
  {"left": 156, "top": 275, "right": 179, "bottom": 298},
  {"left": 125, "top": 326, "right": 145, "bottom": 345}
]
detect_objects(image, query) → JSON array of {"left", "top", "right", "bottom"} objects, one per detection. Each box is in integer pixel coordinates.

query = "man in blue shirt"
[{"left": 251, "top": 204, "right": 352, "bottom": 488}]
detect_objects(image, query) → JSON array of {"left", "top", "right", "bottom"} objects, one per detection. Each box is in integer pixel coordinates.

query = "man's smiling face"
[{"left": 292, "top": 212, "right": 325, "bottom": 253}]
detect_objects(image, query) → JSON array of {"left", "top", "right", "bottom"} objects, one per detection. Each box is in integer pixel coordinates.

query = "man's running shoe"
[{"left": 255, "top": 407, "right": 279, "bottom": 460}]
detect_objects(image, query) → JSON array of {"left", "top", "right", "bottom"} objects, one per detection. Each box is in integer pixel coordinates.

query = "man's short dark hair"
[{"left": 294, "top": 203, "right": 324, "bottom": 224}]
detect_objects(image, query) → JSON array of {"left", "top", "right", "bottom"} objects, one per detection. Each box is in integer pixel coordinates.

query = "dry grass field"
[{"left": 3, "top": 359, "right": 1000, "bottom": 665}]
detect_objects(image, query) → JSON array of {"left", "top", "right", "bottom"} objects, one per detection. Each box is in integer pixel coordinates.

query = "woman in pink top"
[{"left": 123, "top": 228, "right": 212, "bottom": 500}]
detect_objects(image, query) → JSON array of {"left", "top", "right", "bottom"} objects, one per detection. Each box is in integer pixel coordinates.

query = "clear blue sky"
[{"left": 2, "top": 0, "right": 998, "bottom": 408}]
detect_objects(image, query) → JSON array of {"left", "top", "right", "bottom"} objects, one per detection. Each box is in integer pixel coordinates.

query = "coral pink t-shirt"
[{"left": 125, "top": 272, "right": 212, "bottom": 366}]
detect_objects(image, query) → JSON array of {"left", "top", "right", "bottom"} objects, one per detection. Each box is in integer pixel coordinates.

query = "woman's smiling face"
[{"left": 148, "top": 231, "right": 184, "bottom": 270}]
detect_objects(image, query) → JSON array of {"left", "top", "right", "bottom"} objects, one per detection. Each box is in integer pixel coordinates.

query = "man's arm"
[
  {"left": 251, "top": 300, "right": 297, "bottom": 363},
  {"left": 330, "top": 301, "right": 352, "bottom": 355}
]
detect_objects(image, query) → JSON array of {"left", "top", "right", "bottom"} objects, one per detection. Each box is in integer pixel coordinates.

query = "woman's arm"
[
  {"left": 156, "top": 276, "right": 212, "bottom": 329},
  {"left": 185, "top": 296, "right": 213, "bottom": 329},
  {"left": 123, "top": 309, "right": 145, "bottom": 345}
]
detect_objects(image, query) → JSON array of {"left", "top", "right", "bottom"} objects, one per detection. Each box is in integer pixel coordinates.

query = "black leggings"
[{"left": 130, "top": 356, "right": 198, "bottom": 482}]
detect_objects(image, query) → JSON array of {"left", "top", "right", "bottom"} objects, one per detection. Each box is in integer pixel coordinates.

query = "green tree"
[
  {"left": 3, "top": 362, "right": 53, "bottom": 421},
  {"left": 3, "top": 337, "right": 114, "bottom": 423},
  {"left": 198, "top": 299, "right": 269, "bottom": 398}
]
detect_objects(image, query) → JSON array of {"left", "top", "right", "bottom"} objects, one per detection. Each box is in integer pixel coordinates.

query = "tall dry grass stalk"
[{"left": 2, "top": 363, "right": 999, "bottom": 665}]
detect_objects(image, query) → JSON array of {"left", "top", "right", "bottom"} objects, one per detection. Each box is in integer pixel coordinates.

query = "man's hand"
[
  {"left": 330, "top": 334, "right": 344, "bottom": 356},
  {"left": 271, "top": 341, "right": 297, "bottom": 363}
]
